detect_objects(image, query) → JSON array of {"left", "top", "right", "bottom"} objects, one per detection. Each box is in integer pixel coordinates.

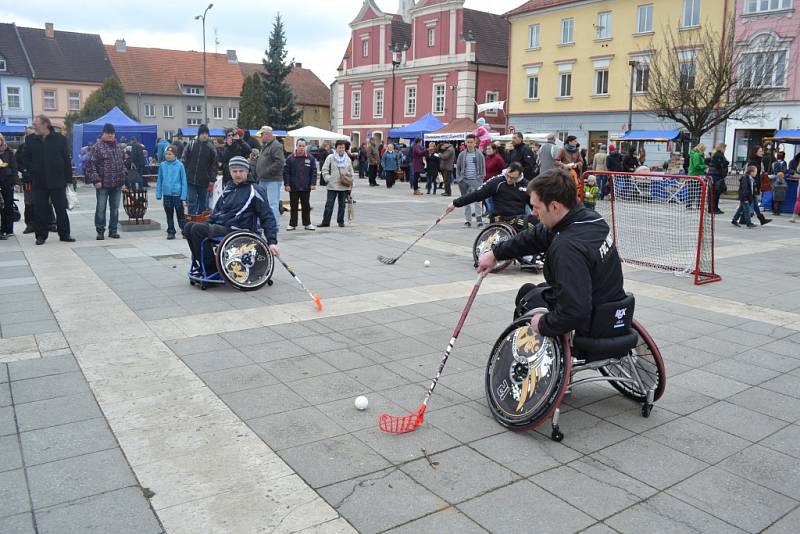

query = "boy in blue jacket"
[{"left": 156, "top": 146, "right": 188, "bottom": 239}]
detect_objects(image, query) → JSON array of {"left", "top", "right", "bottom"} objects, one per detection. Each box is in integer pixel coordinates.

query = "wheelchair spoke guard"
[
  {"left": 473, "top": 223, "right": 514, "bottom": 273},
  {"left": 215, "top": 231, "right": 274, "bottom": 291},
  {"left": 599, "top": 320, "right": 666, "bottom": 402}
]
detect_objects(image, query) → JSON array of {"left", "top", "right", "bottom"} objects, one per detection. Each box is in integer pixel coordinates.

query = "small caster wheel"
[
  {"left": 201, "top": 283, "right": 208, "bottom": 290},
  {"left": 189, "top": 280, "right": 195, "bottom": 286},
  {"left": 473, "top": 262, "right": 478, "bottom": 268},
  {"left": 641, "top": 404, "right": 653, "bottom": 418},
  {"left": 267, "top": 279, "right": 273, "bottom": 286},
  {"left": 551, "top": 428, "right": 564, "bottom": 442}
]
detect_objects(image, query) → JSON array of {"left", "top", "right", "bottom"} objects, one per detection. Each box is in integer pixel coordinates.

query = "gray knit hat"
[{"left": 228, "top": 156, "right": 249, "bottom": 170}]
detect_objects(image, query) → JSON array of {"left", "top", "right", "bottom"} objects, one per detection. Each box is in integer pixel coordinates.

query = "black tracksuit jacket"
[{"left": 453, "top": 175, "right": 531, "bottom": 218}]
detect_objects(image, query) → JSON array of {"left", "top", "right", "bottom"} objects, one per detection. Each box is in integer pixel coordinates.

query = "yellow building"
[{"left": 506, "top": 0, "right": 732, "bottom": 161}]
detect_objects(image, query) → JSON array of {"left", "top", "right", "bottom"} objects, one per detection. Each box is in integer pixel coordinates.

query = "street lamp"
[
  {"left": 627, "top": 60, "right": 638, "bottom": 133},
  {"left": 195, "top": 4, "right": 214, "bottom": 126},
  {"left": 389, "top": 43, "right": 408, "bottom": 132}
]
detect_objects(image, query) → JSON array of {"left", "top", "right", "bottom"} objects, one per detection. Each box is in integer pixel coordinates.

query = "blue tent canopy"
[
  {"left": 0, "top": 124, "right": 26, "bottom": 135},
  {"left": 611, "top": 130, "right": 681, "bottom": 142},
  {"left": 768, "top": 130, "right": 800, "bottom": 145},
  {"left": 72, "top": 107, "right": 157, "bottom": 165},
  {"left": 388, "top": 113, "right": 445, "bottom": 139},
  {"left": 178, "top": 128, "right": 289, "bottom": 138}
]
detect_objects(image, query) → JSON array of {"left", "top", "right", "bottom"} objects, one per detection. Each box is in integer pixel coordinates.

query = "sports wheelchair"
[
  {"left": 473, "top": 216, "right": 543, "bottom": 273},
  {"left": 187, "top": 230, "right": 275, "bottom": 291},
  {"left": 485, "top": 293, "right": 665, "bottom": 441}
]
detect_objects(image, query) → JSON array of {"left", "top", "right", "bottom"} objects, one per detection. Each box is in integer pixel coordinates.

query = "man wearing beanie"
[
  {"left": 221, "top": 128, "right": 251, "bottom": 185},
  {"left": 86, "top": 123, "right": 126, "bottom": 240},
  {"left": 182, "top": 124, "right": 218, "bottom": 215},
  {"left": 183, "top": 156, "right": 279, "bottom": 273}
]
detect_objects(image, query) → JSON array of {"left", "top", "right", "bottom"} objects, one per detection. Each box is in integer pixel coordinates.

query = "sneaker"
[
  {"left": 286, "top": 226, "right": 296, "bottom": 231},
  {"left": 791, "top": 218, "right": 797, "bottom": 223},
  {"left": 304, "top": 224, "right": 316, "bottom": 231},
  {"left": 464, "top": 222, "right": 471, "bottom": 228},
  {"left": 731, "top": 221, "right": 740, "bottom": 227},
  {"left": 0, "top": 233, "right": 7, "bottom": 241},
  {"left": 746, "top": 223, "right": 757, "bottom": 228}
]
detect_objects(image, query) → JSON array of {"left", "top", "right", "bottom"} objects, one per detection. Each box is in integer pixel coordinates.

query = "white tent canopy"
[
  {"left": 492, "top": 132, "right": 561, "bottom": 145},
  {"left": 287, "top": 126, "right": 349, "bottom": 143}
]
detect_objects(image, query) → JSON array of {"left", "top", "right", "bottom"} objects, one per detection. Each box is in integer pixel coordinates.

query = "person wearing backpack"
[
  {"left": 182, "top": 124, "right": 218, "bottom": 215},
  {"left": 319, "top": 140, "right": 353, "bottom": 228}
]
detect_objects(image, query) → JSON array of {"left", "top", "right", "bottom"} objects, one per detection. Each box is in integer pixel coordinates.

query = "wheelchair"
[
  {"left": 187, "top": 230, "right": 275, "bottom": 291},
  {"left": 485, "top": 293, "right": 665, "bottom": 442},
  {"left": 472, "top": 216, "right": 543, "bottom": 273}
]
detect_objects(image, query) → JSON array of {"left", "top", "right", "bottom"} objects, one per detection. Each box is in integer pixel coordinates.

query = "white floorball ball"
[
  {"left": 424, "top": 260, "right": 431, "bottom": 267},
  {"left": 355, "top": 396, "right": 369, "bottom": 411}
]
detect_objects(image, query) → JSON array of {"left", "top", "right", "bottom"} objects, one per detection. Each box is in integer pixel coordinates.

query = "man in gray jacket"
[
  {"left": 538, "top": 133, "right": 558, "bottom": 174},
  {"left": 454, "top": 134, "right": 486, "bottom": 227},
  {"left": 438, "top": 142, "right": 455, "bottom": 196},
  {"left": 255, "top": 126, "right": 285, "bottom": 229}
]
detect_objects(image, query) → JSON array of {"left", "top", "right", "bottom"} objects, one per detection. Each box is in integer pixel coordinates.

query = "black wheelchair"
[
  {"left": 472, "top": 216, "right": 543, "bottom": 273},
  {"left": 485, "top": 293, "right": 665, "bottom": 441},
  {"left": 187, "top": 230, "right": 275, "bottom": 291}
]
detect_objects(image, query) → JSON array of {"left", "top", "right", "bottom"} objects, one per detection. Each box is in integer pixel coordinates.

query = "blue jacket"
[
  {"left": 381, "top": 150, "right": 400, "bottom": 172},
  {"left": 207, "top": 181, "right": 278, "bottom": 245},
  {"left": 156, "top": 139, "right": 170, "bottom": 163},
  {"left": 156, "top": 160, "right": 188, "bottom": 200}
]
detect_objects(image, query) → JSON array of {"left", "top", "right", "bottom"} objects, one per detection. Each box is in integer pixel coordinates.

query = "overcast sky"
[{"left": 3, "top": 0, "right": 523, "bottom": 86}]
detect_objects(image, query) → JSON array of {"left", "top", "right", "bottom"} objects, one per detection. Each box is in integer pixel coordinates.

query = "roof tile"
[
  {"left": 17, "top": 26, "right": 114, "bottom": 83},
  {"left": 0, "top": 23, "right": 33, "bottom": 77}
]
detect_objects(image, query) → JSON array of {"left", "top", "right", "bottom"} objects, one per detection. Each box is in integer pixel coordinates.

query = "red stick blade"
[
  {"left": 313, "top": 294, "right": 323, "bottom": 311},
  {"left": 378, "top": 406, "right": 426, "bottom": 434}
]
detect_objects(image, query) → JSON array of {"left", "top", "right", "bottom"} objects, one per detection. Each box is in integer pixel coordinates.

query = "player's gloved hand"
[
  {"left": 269, "top": 244, "right": 280, "bottom": 257},
  {"left": 477, "top": 250, "right": 496, "bottom": 275}
]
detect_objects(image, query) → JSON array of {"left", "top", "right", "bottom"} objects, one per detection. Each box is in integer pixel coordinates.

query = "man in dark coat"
[
  {"left": 182, "top": 124, "right": 218, "bottom": 215},
  {"left": 129, "top": 137, "right": 146, "bottom": 174},
  {"left": 17, "top": 115, "right": 75, "bottom": 245},
  {"left": 283, "top": 138, "right": 317, "bottom": 231},
  {"left": 507, "top": 132, "right": 537, "bottom": 180}
]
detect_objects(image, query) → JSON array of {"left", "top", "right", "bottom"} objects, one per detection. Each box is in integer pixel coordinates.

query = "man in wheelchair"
[
  {"left": 183, "top": 156, "right": 279, "bottom": 274},
  {"left": 477, "top": 168, "right": 625, "bottom": 338}
]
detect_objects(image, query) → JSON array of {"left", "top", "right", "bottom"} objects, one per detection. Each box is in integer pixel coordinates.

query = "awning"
[
  {"left": 388, "top": 113, "right": 445, "bottom": 140},
  {"left": 610, "top": 130, "right": 681, "bottom": 142},
  {"left": 0, "top": 124, "right": 26, "bottom": 135},
  {"left": 177, "top": 128, "right": 226, "bottom": 137},
  {"left": 424, "top": 118, "right": 479, "bottom": 142},
  {"left": 287, "top": 126, "right": 349, "bottom": 142},
  {"left": 492, "top": 132, "right": 558, "bottom": 144},
  {"left": 765, "top": 129, "right": 800, "bottom": 145}
]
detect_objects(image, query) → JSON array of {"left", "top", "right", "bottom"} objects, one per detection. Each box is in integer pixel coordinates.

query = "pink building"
[
  {"left": 725, "top": 0, "right": 799, "bottom": 164},
  {"left": 332, "top": 0, "right": 509, "bottom": 146}
]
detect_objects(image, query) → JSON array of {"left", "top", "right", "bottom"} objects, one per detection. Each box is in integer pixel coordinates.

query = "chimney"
[
  {"left": 294, "top": 62, "right": 303, "bottom": 68},
  {"left": 44, "top": 23, "right": 54, "bottom": 39},
  {"left": 226, "top": 49, "right": 238, "bottom": 64},
  {"left": 115, "top": 39, "right": 127, "bottom": 52}
]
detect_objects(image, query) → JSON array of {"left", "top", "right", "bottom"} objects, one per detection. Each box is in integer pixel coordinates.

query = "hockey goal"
[{"left": 585, "top": 171, "right": 721, "bottom": 285}]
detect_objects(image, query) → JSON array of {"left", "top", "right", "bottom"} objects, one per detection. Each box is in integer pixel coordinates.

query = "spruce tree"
[
  {"left": 238, "top": 73, "right": 268, "bottom": 130},
  {"left": 262, "top": 14, "right": 302, "bottom": 130}
]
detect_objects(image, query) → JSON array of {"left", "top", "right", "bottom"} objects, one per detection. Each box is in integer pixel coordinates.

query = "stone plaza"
[{"left": 1, "top": 182, "right": 799, "bottom": 533}]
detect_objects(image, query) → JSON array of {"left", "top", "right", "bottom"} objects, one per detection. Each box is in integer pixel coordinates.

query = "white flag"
[{"left": 477, "top": 100, "right": 505, "bottom": 113}]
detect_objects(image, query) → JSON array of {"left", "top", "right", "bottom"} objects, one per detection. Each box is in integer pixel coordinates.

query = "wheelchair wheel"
[
  {"left": 599, "top": 320, "right": 666, "bottom": 402},
  {"left": 473, "top": 223, "right": 515, "bottom": 273},
  {"left": 485, "top": 316, "right": 571, "bottom": 431},
  {"left": 215, "top": 231, "right": 274, "bottom": 291}
]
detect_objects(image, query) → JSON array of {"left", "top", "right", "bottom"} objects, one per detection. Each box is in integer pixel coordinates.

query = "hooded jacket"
[
  {"left": 183, "top": 139, "right": 218, "bottom": 187},
  {"left": 156, "top": 159, "right": 188, "bottom": 200},
  {"left": 493, "top": 205, "right": 625, "bottom": 338},
  {"left": 207, "top": 181, "right": 278, "bottom": 245}
]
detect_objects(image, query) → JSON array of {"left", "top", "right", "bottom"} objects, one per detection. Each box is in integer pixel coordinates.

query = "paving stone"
[
  {"left": 733, "top": 349, "right": 800, "bottom": 373},
  {"left": 688, "top": 400, "right": 789, "bottom": 442},
  {"left": 591, "top": 435, "right": 707, "bottom": 490},
  {"left": 278, "top": 434, "right": 391, "bottom": 489},
  {"left": 166, "top": 334, "right": 232, "bottom": 356},
  {"left": 220, "top": 382, "right": 309, "bottom": 420},
  {"left": 13, "top": 393, "right": 102, "bottom": 432},
  {"left": 292, "top": 334, "right": 352, "bottom": 354},
  {"left": 383, "top": 382, "right": 469, "bottom": 415},
  {"left": 179, "top": 348, "right": 252, "bottom": 374},
  {"left": 458, "top": 479, "right": 595, "bottom": 534},
  {"left": 7, "top": 354, "right": 79, "bottom": 382},
  {"left": 344, "top": 364, "right": 411, "bottom": 391},
  {"left": 561, "top": 382, "right": 618, "bottom": 408},
  {"left": 219, "top": 326, "right": 285, "bottom": 347},
  {"left": 579, "top": 523, "right": 619, "bottom": 534},
  {"left": 0, "top": 434, "right": 23, "bottom": 473},
  {"left": 314, "top": 347, "right": 380, "bottom": 371},
  {"left": 669, "top": 369, "right": 750, "bottom": 400},
  {"left": 728, "top": 387, "right": 800, "bottom": 423},
  {"left": 655, "top": 384, "right": 718, "bottom": 416},
  {"left": 368, "top": 337, "right": 441, "bottom": 360},
  {"left": 605, "top": 492, "right": 745, "bottom": 534},
  {"left": 718, "top": 445, "right": 800, "bottom": 500},
  {"left": 667, "top": 467, "right": 797, "bottom": 533},
  {"left": 10, "top": 372, "right": 90, "bottom": 405},
  {"left": 765, "top": 506, "right": 800, "bottom": 533},
  {"left": 19, "top": 418, "right": 117, "bottom": 466},
  {"left": 532, "top": 458, "right": 657, "bottom": 521},
  {"left": 353, "top": 424, "right": 459, "bottom": 464},
  {"left": 263, "top": 354, "right": 338, "bottom": 382},
  {"left": 470, "top": 430, "right": 582, "bottom": 478},
  {"left": 35, "top": 487, "right": 161, "bottom": 534},
  {"left": 0, "top": 513, "right": 35, "bottom": 534},
  {"left": 0, "top": 406, "right": 16, "bottom": 437},
  {"left": 268, "top": 322, "right": 320, "bottom": 339},
  {"left": 319, "top": 469, "right": 447, "bottom": 534},
  {"left": 761, "top": 424, "right": 800, "bottom": 459},
  {"left": 534, "top": 409, "right": 634, "bottom": 455},
  {"left": 760, "top": 374, "right": 800, "bottom": 399},
  {"left": 290, "top": 373, "right": 370, "bottom": 404},
  {"left": 316, "top": 393, "right": 406, "bottom": 433},
  {"left": 0, "top": 469, "right": 30, "bottom": 518},
  {"left": 701, "top": 358, "right": 781, "bottom": 386},
  {"left": 2, "top": 320, "right": 60, "bottom": 338},
  {"left": 0, "top": 382, "right": 10, "bottom": 408},
  {"left": 248, "top": 406, "right": 348, "bottom": 451},
  {"left": 661, "top": 344, "right": 724, "bottom": 368},
  {"left": 643, "top": 418, "right": 751, "bottom": 464},
  {"left": 246, "top": 340, "right": 309, "bottom": 363},
  {"left": 385, "top": 508, "right": 485, "bottom": 534},
  {"left": 761, "top": 339, "right": 800, "bottom": 358},
  {"left": 199, "top": 364, "right": 277, "bottom": 395},
  {"left": 428, "top": 402, "right": 503, "bottom": 443},
  {"left": 339, "top": 325, "right": 407, "bottom": 345}
]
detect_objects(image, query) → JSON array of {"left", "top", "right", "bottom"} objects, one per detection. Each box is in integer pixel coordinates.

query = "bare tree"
[{"left": 643, "top": 17, "right": 780, "bottom": 145}]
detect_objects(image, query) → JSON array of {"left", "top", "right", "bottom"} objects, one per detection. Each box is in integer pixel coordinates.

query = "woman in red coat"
[{"left": 484, "top": 143, "right": 506, "bottom": 182}]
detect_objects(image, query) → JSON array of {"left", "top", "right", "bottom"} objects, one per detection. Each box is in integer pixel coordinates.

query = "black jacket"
[
  {"left": 221, "top": 140, "right": 252, "bottom": 183},
  {"left": 738, "top": 174, "right": 755, "bottom": 202},
  {"left": 130, "top": 142, "right": 146, "bottom": 172},
  {"left": 508, "top": 143, "right": 537, "bottom": 179},
  {"left": 622, "top": 154, "right": 639, "bottom": 172},
  {"left": 283, "top": 153, "right": 318, "bottom": 191},
  {"left": 454, "top": 175, "right": 530, "bottom": 218},
  {"left": 183, "top": 140, "right": 218, "bottom": 187},
  {"left": 493, "top": 206, "right": 625, "bottom": 338},
  {"left": 17, "top": 131, "right": 73, "bottom": 190},
  {"left": 605, "top": 152, "right": 623, "bottom": 172},
  {"left": 207, "top": 181, "right": 278, "bottom": 245},
  {"left": 708, "top": 152, "right": 729, "bottom": 179},
  {"left": 0, "top": 146, "right": 18, "bottom": 185}
]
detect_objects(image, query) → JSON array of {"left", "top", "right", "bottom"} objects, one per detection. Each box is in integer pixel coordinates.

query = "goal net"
[{"left": 589, "top": 171, "right": 721, "bottom": 285}]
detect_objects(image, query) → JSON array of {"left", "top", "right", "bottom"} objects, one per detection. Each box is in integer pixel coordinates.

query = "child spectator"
[
  {"left": 156, "top": 146, "right": 188, "bottom": 239},
  {"left": 584, "top": 175, "right": 599, "bottom": 210},
  {"left": 732, "top": 165, "right": 757, "bottom": 228},
  {"left": 771, "top": 171, "right": 787, "bottom": 215}
]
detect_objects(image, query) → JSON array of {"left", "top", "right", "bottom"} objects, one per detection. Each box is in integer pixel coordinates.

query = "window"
[
  {"left": 433, "top": 83, "right": 446, "bottom": 115},
  {"left": 6, "top": 87, "right": 21, "bottom": 110},
  {"left": 634, "top": 62, "right": 650, "bottom": 92},
  {"left": 228, "top": 107, "right": 238, "bottom": 120},
  {"left": 596, "top": 12, "right": 612, "bottom": 39},
  {"left": 164, "top": 130, "right": 175, "bottom": 140},
  {"left": 682, "top": 0, "right": 701, "bottom": 27},
  {"left": 528, "top": 24, "right": 540, "bottom": 48},
  {"left": 373, "top": 88, "right": 384, "bottom": 118},
  {"left": 557, "top": 130, "right": 569, "bottom": 142},
  {"left": 744, "top": 0, "right": 792, "bottom": 13},
  {"left": 526, "top": 76, "right": 539, "bottom": 99},
  {"left": 637, "top": 4, "right": 653, "bottom": 33},
  {"left": 0, "top": 56, "right": 6, "bottom": 71},
  {"left": 559, "top": 73, "right": 572, "bottom": 97},
  {"left": 679, "top": 56, "right": 697, "bottom": 90},
  {"left": 351, "top": 90, "right": 361, "bottom": 119},
  {"left": 405, "top": 86, "right": 417, "bottom": 116},
  {"left": 43, "top": 90, "right": 56, "bottom": 111},
  {"left": 213, "top": 106, "right": 223, "bottom": 119},
  {"left": 187, "top": 118, "right": 202, "bottom": 126},
  {"left": 68, "top": 91, "right": 81, "bottom": 111},
  {"left": 163, "top": 104, "right": 174, "bottom": 118},
  {"left": 183, "top": 86, "right": 202, "bottom": 95},
  {"left": 143, "top": 104, "right": 156, "bottom": 117},
  {"left": 428, "top": 28, "right": 436, "bottom": 47},
  {"left": 362, "top": 39, "right": 369, "bottom": 57},
  {"left": 187, "top": 105, "right": 202, "bottom": 113},
  {"left": 561, "top": 18, "right": 574, "bottom": 44},
  {"left": 484, "top": 91, "right": 499, "bottom": 116},
  {"left": 594, "top": 69, "right": 609, "bottom": 95},
  {"left": 741, "top": 50, "right": 787, "bottom": 87}
]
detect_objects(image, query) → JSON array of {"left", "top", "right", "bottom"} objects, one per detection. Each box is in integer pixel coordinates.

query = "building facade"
[
  {"left": 506, "top": 0, "right": 731, "bottom": 165},
  {"left": 723, "top": 0, "right": 798, "bottom": 164},
  {"left": 334, "top": 0, "right": 509, "bottom": 146},
  {"left": 0, "top": 23, "right": 34, "bottom": 131},
  {"left": 17, "top": 23, "right": 115, "bottom": 129}
]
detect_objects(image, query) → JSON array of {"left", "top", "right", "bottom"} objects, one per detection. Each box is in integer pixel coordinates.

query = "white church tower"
[{"left": 398, "top": 0, "right": 414, "bottom": 23}]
